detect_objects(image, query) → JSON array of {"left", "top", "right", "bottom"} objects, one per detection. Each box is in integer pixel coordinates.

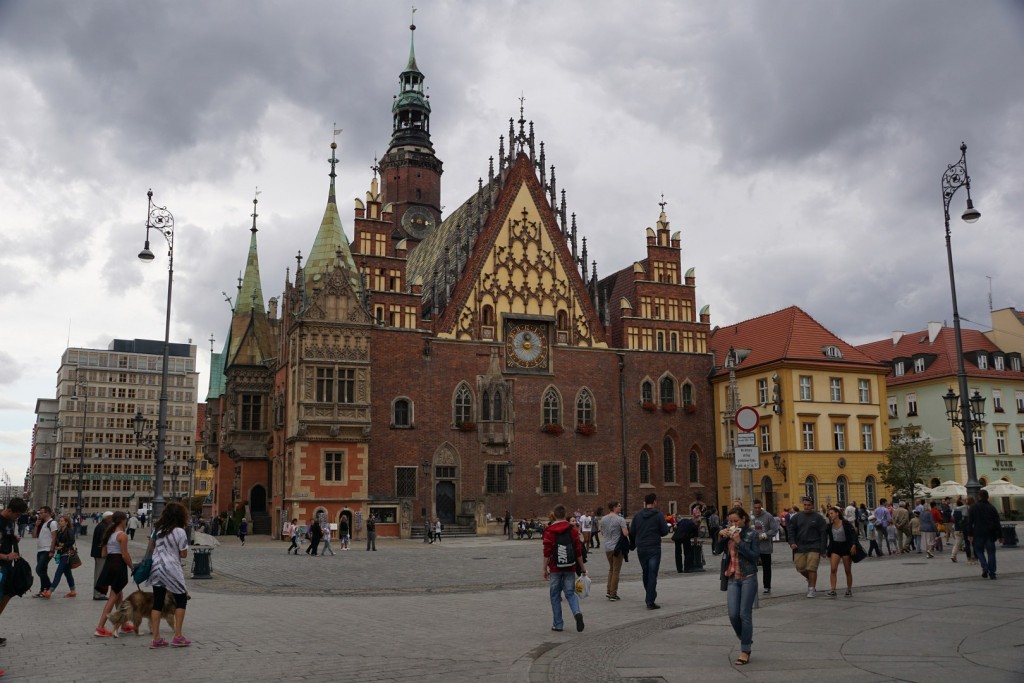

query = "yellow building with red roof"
[{"left": 709, "top": 306, "right": 891, "bottom": 515}]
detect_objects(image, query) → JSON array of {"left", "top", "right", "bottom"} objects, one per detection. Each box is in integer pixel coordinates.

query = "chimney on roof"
[
  {"left": 927, "top": 321, "right": 941, "bottom": 344},
  {"left": 892, "top": 330, "right": 904, "bottom": 345}
]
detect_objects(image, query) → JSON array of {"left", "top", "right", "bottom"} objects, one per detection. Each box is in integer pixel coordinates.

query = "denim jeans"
[
  {"left": 35, "top": 551, "right": 52, "bottom": 592},
  {"left": 548, "top": 571, "right": 580, "bottom": 629},
  {"left": 50, "top": 556, "right": 75, "bottom": 592},
  {"left": 973, "top": 537, "right": 997, "bottom": 576},
  {"left": 637, "top": 547, "right": 662, "bottom": 606},
  {"left": 727, "top": 574, "right": 757, "bottom": 653}
]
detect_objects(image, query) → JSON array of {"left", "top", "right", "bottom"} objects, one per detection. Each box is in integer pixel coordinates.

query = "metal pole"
[
  {"left": 77, "top": 372, "right": 87, "bottom": 526},
  {"left": 941, "top": 143, "right": 981, "bottom": 501}
]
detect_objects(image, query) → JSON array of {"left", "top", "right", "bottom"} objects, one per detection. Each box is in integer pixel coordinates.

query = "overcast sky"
[{"left": 1, "top": 1, "right": 1022, "bottom": 484}]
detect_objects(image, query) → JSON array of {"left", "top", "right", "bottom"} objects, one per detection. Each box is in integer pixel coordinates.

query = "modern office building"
[{"left": 38, "top": 339, "right": 199, "bottom": 516}]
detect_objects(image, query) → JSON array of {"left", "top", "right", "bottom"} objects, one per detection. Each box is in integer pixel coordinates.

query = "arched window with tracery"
[
  {"left": 660, "top": 376, "right": 676, "bottom": 405},
  {"left": 542, "top": 388, "right": 561, "bottom": 426},
  {"left": 689, "top": 450, "right": 700, "bottom": 483},
  {"left": 663, "top": 436, "right": 676, "bottom": 483},
  {"left": 454, "top": 384, "right": 473, "bottom": 425},
  {"left": 639, "top": 450, "right": 651, "bottom": 485},
  {"left": 481, "top": 390, "right": 491, "bottom": 421},
  {"left": 493, "top": 389, "right": 504, "bottom": 421},
  {"left": 641, "top": 380, "right": 654, "bottom": 404},
  {"left": 576, "top": 389, "right": 594, "bottom": 426}
]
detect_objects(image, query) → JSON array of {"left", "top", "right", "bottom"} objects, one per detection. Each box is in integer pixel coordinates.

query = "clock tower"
[{"left": 379, "top": 20, "right": 443, "bottom": 242}]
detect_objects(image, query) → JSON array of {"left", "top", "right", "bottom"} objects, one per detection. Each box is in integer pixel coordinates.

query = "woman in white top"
[
  {"left": 94, "top": 512, "right": 133, "bottom": 637},
  {"left": 147, "top": 501, "right": 191, "bottom": 648}
]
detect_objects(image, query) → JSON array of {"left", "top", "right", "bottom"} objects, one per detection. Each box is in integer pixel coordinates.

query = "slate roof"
[
  {"left": 857, "top": 326, "right": 1017, "bottom": 386},
  {"left": 708, "top": 305, "right": 884, "bottom": 377},
  {"left": 407, "top": 177, "right": 499, "bottom": 296}
]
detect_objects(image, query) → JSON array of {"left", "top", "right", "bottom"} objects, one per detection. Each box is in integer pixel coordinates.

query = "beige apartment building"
[{"left": 38, "top": 339, "right": 199, "bottom": 516}]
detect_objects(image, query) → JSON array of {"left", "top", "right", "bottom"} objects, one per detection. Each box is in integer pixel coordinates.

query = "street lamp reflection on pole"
[
  {"left": 137, "top": 189, "right": 175, "bottom": 521},
  {"left": 940, "top": 142, "right": 982, "bottom": 501}
]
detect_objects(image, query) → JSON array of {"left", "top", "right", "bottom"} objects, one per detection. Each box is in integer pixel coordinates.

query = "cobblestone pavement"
[{"left": 1, "top": 533, "right": 1021, "bottom": 682}]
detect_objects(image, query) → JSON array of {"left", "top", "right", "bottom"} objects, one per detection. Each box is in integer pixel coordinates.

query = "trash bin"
[
  {"left": 1002, "top": 524, "right": 1018, "bottom": 547},
  {"left": 191, "top": 545, "right": 213, "bottom": 579}
]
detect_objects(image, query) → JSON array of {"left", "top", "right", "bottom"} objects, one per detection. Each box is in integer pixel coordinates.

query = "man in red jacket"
[{"left": 543, "top": 504, "right": 587, "bottom": 632}]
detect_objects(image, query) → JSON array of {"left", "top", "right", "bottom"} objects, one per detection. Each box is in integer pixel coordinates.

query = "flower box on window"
[
  {"left": 456, "top": 421, "right": 476, "bottom": 432},
  {"left": 684, "top": 403, "right": 697, "bottom": 414},
  {"left": 576, "top": 423, "right": 596, "bottom": 436},
  {"left": 641, "top": 401, "right": 658, "bottom": 412},
  {"left": 662, "top": 402, "right": 678, "bottom": 414},
  {"left": 541, "top": 423, "right": 564, "bottom": 435}
]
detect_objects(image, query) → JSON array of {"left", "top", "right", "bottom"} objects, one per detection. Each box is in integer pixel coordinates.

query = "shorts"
[
  {"left": 829, "top": 542, "right": 852, "bottom": 558},
  {"left": 794, "top": 551, "right": 821, "bottom": 573}
]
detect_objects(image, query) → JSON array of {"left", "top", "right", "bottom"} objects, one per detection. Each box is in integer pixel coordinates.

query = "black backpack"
[
  {"left": 5, "top": 557, "right": 34, "bottom": 597},
  {"left": 553, "top": 528, "right": 577, "bottom": 568}
]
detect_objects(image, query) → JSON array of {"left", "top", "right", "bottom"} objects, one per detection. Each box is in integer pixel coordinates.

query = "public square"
[{"left": 1, "top": 532, "right": 1021, "bottom": 682}]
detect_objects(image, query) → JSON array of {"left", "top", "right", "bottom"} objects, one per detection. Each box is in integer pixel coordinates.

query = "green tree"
[{"left": 877, "top": 427, "right": 938, "bottom": 502}]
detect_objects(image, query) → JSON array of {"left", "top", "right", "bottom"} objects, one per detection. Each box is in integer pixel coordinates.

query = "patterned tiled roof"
[
  {"left": 857, "top": 326, "right": 1016, "bottom": 386},
  {"left": 407, "top": 177, "right": 499, "bottom": 297},
  {"left": 708, "top": 305, "right": 884, "bottom": 376},
  {"left": 206, "top": 351, "right": 225, "bottom": 400}
]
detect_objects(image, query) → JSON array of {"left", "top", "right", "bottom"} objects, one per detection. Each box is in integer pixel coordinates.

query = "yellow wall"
[{"left": 713, "top": 362, "right": 890, "bottom": 513}]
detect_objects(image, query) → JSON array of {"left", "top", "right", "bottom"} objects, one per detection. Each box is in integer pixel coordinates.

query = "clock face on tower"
[
  {"left": 504, "top": 321, "right": 550, "bottom": 371},
  {"left": 401, "top": 205, "right": 435, "bottom": 239}
]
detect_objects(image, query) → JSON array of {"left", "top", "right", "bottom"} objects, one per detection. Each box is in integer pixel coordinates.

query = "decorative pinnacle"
[
  {"left": 659, "top": 193, "right": 667, "bottom": 212},
  {"left": 371, "top": 155, "right": 380, "bottom": 180},
  {"left": 251, "top": 187, "right": 261, "bottom": 234}
]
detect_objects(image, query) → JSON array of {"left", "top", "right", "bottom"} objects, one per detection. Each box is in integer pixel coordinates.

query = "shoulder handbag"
[
  {"left": 852, "top": 539, "right": 867, "bottom": 563},
  {"left": 68, "top": 547, "right": 83, "bottom": 570},
  {"left": 133, "top": 535, "right": 156, "bottom": 585}
]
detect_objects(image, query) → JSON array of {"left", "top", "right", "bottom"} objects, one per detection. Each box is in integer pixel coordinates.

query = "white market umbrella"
[
  {"left": 928, "top": 481, "right": 968, "bottom": 498},
  {"left": 982, "top": 479, "right": 1024, "bottom": 497},
  {"left": 913, "top": 482, "right": 933, "bottom": 497},
  {"left": 192, "top": 531, "right": 221, "bottom": 547}
]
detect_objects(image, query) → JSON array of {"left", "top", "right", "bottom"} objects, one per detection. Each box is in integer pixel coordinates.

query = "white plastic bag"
[{"left": 574, "top": 573, "right": 591, "bottom": 599}]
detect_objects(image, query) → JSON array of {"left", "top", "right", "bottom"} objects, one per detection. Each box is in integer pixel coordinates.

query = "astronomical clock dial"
[
  {"left": 401, "top": 205, "right": 435, "bottom": 239},
  {"left": 505, "top": 322, "right": 549, "bottom": 370}
]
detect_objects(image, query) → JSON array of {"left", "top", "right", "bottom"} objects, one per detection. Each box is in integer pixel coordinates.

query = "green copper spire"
[
  {"left": 390, "top": 14, "right": 432, "bottom": 150},
  {"left": 234, "top": 192, "right": 265, "bottom": 316},
  {"left": 304, "top": 142, "right": 361, "bottom": 293},
  {"left": 406, "top": 16, "right": 419, "bottom": 73}
]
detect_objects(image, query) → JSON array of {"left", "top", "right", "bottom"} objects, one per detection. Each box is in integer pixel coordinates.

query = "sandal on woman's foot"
[
  {"left": 735, "top": 654, "right": 750, "bottom": 666},
  {"left": 827, "top": 590, "right": 837, "bottom": 597},
  {"left": 845, "top": 589, "right": 852, "bottom": 597}
]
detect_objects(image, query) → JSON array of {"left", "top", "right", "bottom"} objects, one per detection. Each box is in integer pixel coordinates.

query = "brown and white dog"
[{"left": 107, "top": 590, "right": 185, "bottom": 637}]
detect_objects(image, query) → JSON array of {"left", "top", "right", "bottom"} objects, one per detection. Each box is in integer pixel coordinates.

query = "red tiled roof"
[
  {"left": 708, "top": 306, "right": 884, "bottom": 376},
  {"left": 857, "top": 326, "right": 1014, "bottom": 386}
]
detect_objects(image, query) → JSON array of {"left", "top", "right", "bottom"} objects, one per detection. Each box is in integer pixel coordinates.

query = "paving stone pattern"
[{"left": 0, "top": 533, "right": 1020, "bottom": 682}]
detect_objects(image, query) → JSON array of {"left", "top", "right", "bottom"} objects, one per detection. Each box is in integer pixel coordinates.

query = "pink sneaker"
[
  {"left": 170, "top": 635, "right": 192, "bottom": 647},
  {"left": 94, "top": 628, "right": 113, "bottom": 638},
  {"left": 150, "top": 638, "right": 169, "bottom": 649}
]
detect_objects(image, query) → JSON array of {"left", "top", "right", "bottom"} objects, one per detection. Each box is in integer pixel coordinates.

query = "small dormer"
[{"left": 822, "top": 345, "right": 844, "bottom": 359}]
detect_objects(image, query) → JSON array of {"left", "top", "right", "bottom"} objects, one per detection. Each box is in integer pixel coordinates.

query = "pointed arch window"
[
  {"left": 576, "top": 389, "right": 594, "bottom": 426},
  {"left": 639, "top": 450, "right": 651, "bottom": 485},
  {"left": 481, "top": 390, "right": 491, "bottom": 421},
  {"left": 682, "top": 382, "right": 694, "bottom": 407},
  {"left": 641, "top": 381, "right": 654, "bottom": 404},
  {"left": 663, "top": 436, "right": 676, "bottom": 483},
  {"left": 542, "top": 388, "right": 561, "bottom": 426},
  {"left": 660, "top": 376, "right": 676, "bottom": 405},
  {"left": 454, "top": 384, "right": 473, "bottom": 425},
  {"left": 493, "top": 389, "right": 504, "bottom": 421},
  {"left": 689, "top": 450, "right": 700, "bottom": 483}
]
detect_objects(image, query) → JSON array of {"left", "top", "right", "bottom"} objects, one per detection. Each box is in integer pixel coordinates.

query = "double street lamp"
[
  {"left": 939, "top": 142, "right": 983, "bottom": 501},
  {"left": 505, "top": 460, "right": 515, "bottom": 541},
  {"left": 136, "top": 189, "right": 175, "bottom": 521}
]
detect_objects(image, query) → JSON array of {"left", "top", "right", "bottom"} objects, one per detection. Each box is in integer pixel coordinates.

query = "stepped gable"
[
  {"left": 431, "top": 152, "right": 605, "bottom": 343},
  {"left": 858, "top": 326, "right": 1007, "bottom": 386},
  {"left": 709, "top": 305, "right": 881, "bottom": 376}
]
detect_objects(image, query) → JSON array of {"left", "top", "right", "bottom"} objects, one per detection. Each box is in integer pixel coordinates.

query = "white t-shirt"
[
  {"left": 37, "top": 519, "right": 57, "bottom": 551},
  {"left": 580, "top": 515, "right": 592, "bottom": 532}
]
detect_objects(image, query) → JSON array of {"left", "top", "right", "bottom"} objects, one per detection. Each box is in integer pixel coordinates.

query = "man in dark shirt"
[
  {"left": 788, "top": 496, "right": 828, "bottom": 598},
  {"left": 0, "top": 497, "right": 29, "bottom": 644},
  {"left": 91, "top": 511, "right": 112, "bottom": 600},
  {"left": 628, "top": 492, "right": 670, "bottom": 609},
  {"left": 966, "top": 490, "right": 1003, "bottom": 580}
]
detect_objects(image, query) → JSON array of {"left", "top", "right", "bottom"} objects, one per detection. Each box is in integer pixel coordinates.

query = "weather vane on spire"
[
  {"left": 519, "top": 92, "right": 526, "bottom": 123},
  {"left": 371, "top": 155, "right": 380, "bottom": 180},
  {"left": 251, "top": 186, "right": 261, "bottom": 232},
  {"left": 411, "top": 5, "right": 417, "bottom": 29},
  {"left": 659, "top": 194, "right": 667, "bottom": 213}
]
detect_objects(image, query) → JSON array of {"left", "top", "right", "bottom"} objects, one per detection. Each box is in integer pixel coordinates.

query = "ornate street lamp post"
[
  {"left": 940, "top": 142, "right": 983, "bottom": 501},
  {"left": 75, "top": 371, "right": 89, "bottom": 527},
  {"left": 136, "top": 189, "right": 175, "bottom": 521}
]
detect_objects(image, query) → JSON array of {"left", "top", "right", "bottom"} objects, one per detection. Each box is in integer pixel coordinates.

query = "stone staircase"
[
  {"left": 250, "top": 511, "right": 272, "bottom": 536},
  {"left": 410, "top": 522, "right": 477, "bottom": 539}
]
